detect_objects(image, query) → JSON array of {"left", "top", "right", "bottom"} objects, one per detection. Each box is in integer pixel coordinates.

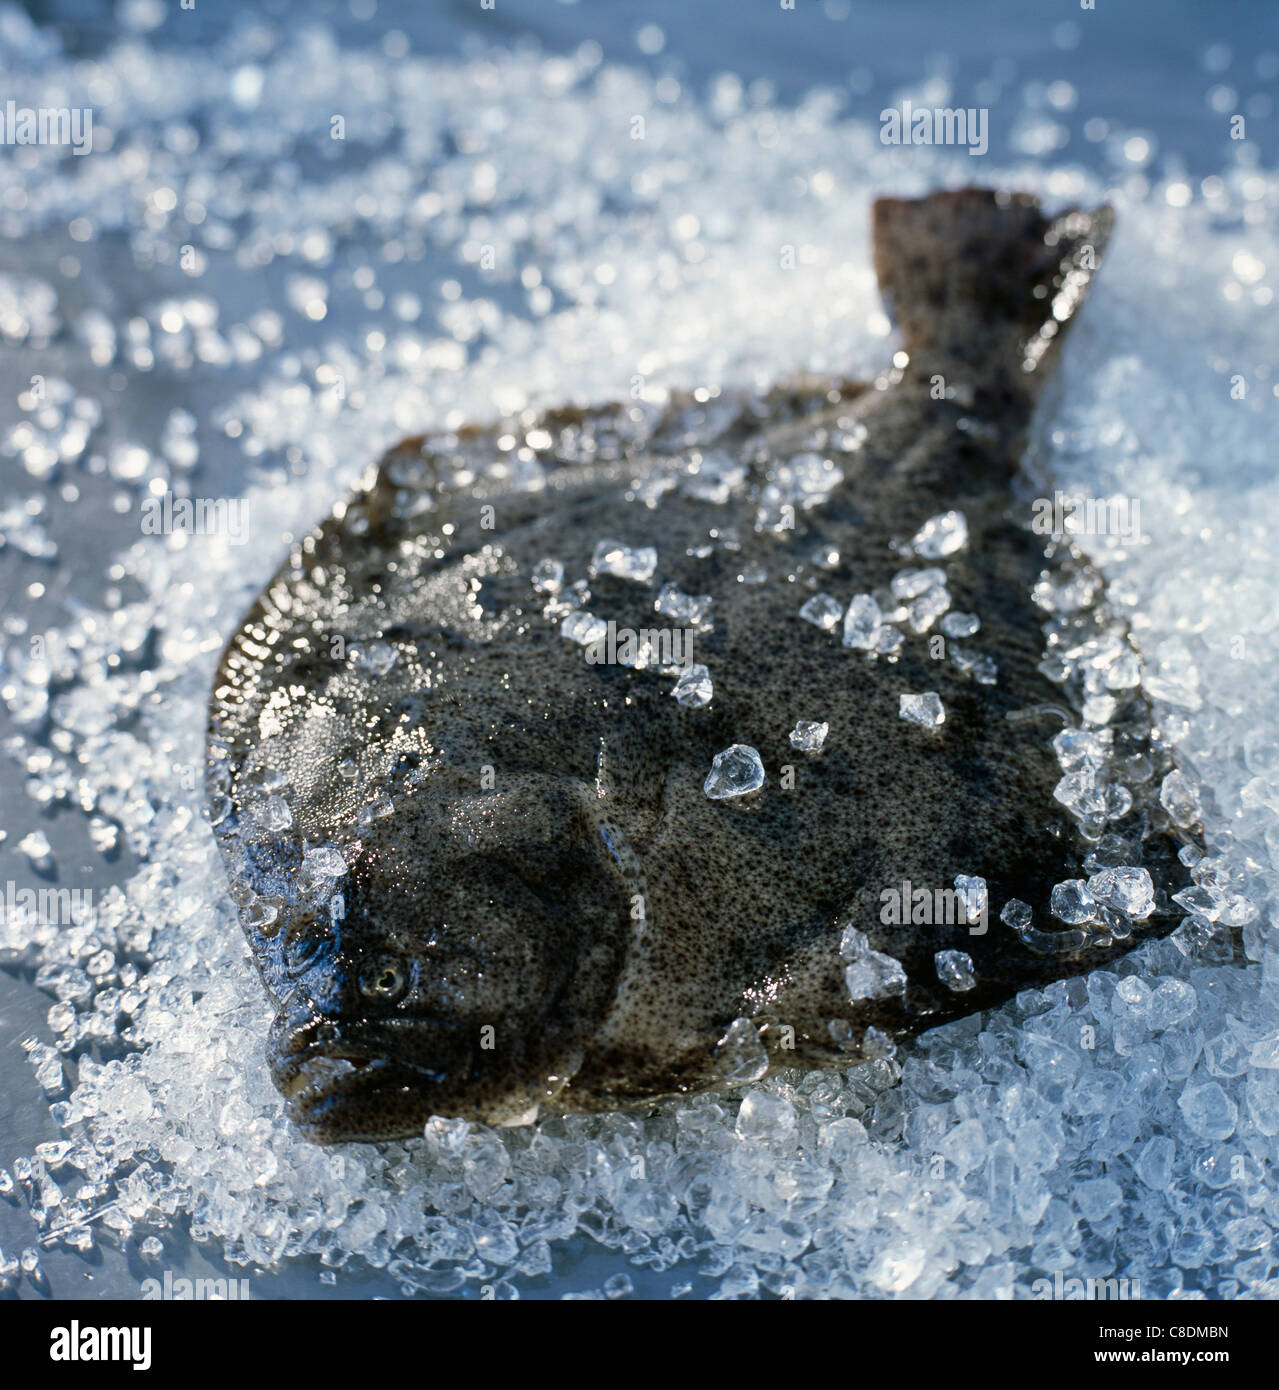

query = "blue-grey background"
[
  {"left": 1, "top": 0, "right": 1274, "bottom": 1300},
  {"left": 20, "top": 0, "right": 1276, "bottom": 174}
]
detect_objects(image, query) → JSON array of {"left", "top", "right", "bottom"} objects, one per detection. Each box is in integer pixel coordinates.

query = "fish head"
[{"left": 264, "top": 771, "right": 633, "bottom": 1141}]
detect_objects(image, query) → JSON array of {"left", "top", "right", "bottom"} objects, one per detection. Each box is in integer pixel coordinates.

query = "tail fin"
[{"left": 872, "top": 188, "right": 1114, "bottom": 380}]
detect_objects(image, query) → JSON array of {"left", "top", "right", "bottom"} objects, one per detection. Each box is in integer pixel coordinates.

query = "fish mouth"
[
  {"left": 277, "top": 1053, "right": 441, "bottom": 1142},
  {"left": 273, "top": 1038, "right": 447, "bottom": 1101},
  {"left": 268, "top": 1012, "right": 465, "bottom": 1141}
]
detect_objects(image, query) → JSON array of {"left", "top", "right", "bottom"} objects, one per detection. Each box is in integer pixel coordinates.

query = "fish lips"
[{"left": 267, "top": 1006, "right": 469, "bottom": 1142}]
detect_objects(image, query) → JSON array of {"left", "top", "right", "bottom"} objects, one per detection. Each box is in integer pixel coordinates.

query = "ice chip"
[
  {"left": 875, "top": 625, "right": 904, "bottom": 655},
  {"left": 935, "top": 949, "right": 976, "bottom": 992},
  {"left": 352, "top": 640, "right": 397, "bottom": 675},
  {"left": 756, "top": 452, "right": 843, "bottom": 529},
  {"left": 251, "top": 794, "right": 293, "bottom": 832},
  {"left": 357, "top": 795, "right": 395, "bottom": 826},
  {"left": 590, "top": 538, "right": 657, "bottom": 583},
  {"left": 1147, "top": 978, "right": 1196, "bottom": 1030},
  {"left": 1087, "top": 866, "right": 1155, "bottom": 920},
  {"left": 798, "top": 592, "right": 842, "bottom": 631},
  {"left": 954, "top": 874, "right": 988, "bottom": 925},
  {"left": 905, "top": 585, "right": 951, "bottom": 633},
  {"left": 890, "top": 567, "right": 946, "bottom": 600},
  {"left": 714, "top": 1017, "right": 770, "bottom": 1083},
  {"left": 871, "top": 1243, "right": 926, "bottom": 1293},
  {"left": 910, "top": 509, "right": 968, "bottom": 557},
  {"left": 243, "top": 899, "right": 280, "bottom": 932},
  {"left": 17, "top": 830, "right": 53, "bottom": 870},
  {"left": 653, "top": 583, "right": 711, "bottom": 624},
  {"left": 1159, "top": 769, "right": 1202, "bottom": 827},
  {"left": 1056, "top": 728, "right": 1112, "bottom": 772},
  {"left": 1177, "top": 1081, "right": 1237, "bottom": 1141},
  {"left": 530, "top": 557, "right": 564, "bottom": 594},
  {"left": 1000, "top": 898, "right": 1033, "bottom": 931},
  {"left": 1052, "top": 769, "right": 1108, "bottom": 816},
  {"left": 703, "top": 744, "right": 765, "bottom": 799},
  {"left": 560, "top": 611, "right": 608, "bottom": 646},
  {"left": 735, "top": 1090, "right": 797, "bottom": 1145},
  {"left": 840, "top": 925, "right": 907, "bottom": 1000},
  {"left": 899, "top": 692, "right": 945, "bottom": 727},
  {"left": 1135, "top": 1135, "right": 1176, "bottom": 1190},
  {"left": 841, "top": 593, "right": 881, "bottom": 649},
  {"left": 1074, "top": 1177, "right": 1123, "bottom": 1221},
  {"left": 670, "top": 663, "right": 713, "bottom": 708},
  {"left": 788, "top": 720, "right": 828, "bottom": 751},
  {"left": 845, "top": 957, "right": 907, "bottom": 1001},
  {"left": 940, "top": 611, "right": 980, "bottom": 638},
  {"left": 680, "top": 450, "right": 746, "bottom": 504},
  {"left": 862, "top": 1025, "right": 897, "bottom": 1059},
  {"left": 1104, "top": 650, "right": 1141, "bottom": 689},
  {"left": 1050, "top": 879, "right": 1097, "bottom": 924},
  {"left": 304, "top": 844, "right": 347, "bottom": 878}
]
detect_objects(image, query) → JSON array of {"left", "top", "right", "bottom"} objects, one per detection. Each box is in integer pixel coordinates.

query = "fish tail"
[{"left": 871, "top": 188, "right": 1114, "bottom": 382}]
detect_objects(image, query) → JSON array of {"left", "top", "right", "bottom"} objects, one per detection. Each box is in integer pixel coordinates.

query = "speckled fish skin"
[{"left": 208, "top": 190, "right": 1191, "bottom": 1143}]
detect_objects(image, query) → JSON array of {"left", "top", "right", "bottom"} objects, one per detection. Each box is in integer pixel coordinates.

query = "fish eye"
[{"left": 358, "top": 953, "right": 408, "bottom": 1003}]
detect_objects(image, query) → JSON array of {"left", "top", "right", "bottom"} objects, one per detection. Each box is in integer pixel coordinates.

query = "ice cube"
[
  {"left": 875, "top": 625, "right": 904, "bottom": 655},
  {"left": 671, "top": 663, "right": 713, "bottom": 708},
  {"left": 714, "top": 1018, "right": 770, "bottom": 1083},
  {"left": 654, "top": 583, "right": 712, "bottom": 624},
  {"left": 304, "top": 844, "right": 347, "bottom": 878},
  {"left": 1159, "top": 769, "right": 1202, "bottom": 827},
  {"left": 935, "top": 949, "right": 976, "bottom": 992},
  {"left": 560, "top": 612, "right": 608, "bottom": 646},
  {"left": 590, "top": 539, "right": 657, "bottom": 583},
  {"left": 890, "top": 567, "right": 946, "bottom": 600},
  {"left": 905, "top": 585, "right": 951, "bottom": 633},
  {"left": 940, "top": 611, "right": 980, "bottom": 638},
  {"left": 703, "top": 745, "right": 765, "bottom": 799},
  {"left": 799, "top": 593, "right": 843, "bottom": 631},
  {"left": 530, "top": 558, "right": 564, "bottom": 594},
  {"left": 788, "top": 721, "right": 828, "bottom": 752},
  {"left": 1087, "top": 866, "right": 1155, "bottom": 920},
  {"left": 899, "top": 692, "right": 945, "bottom": 727},
  {"left": 910, "top": 509, "right": 968, "bottom": 558},
  {"left": 954, "top": 874, "right": 988, "bottom": 924},
  {"left": 840, "top": 925, "right": 907, "bottom": 1000},
  {"left": 842, "top": 593, "right": 882, "bottom": 649},
  {"left": 1000, "top": 898, "right": 1033, "bottom": 931},
  {"left": 1050, "top": 879, "right": 1097, "bottom": 924},
  {"left": 17, "top": 830, "right": 52, "bottom": 871}
]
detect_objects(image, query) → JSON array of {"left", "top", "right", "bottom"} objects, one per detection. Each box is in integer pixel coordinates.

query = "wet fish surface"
[{"left": 208, "top": 189, "right": 1195, "bottom": 1142}]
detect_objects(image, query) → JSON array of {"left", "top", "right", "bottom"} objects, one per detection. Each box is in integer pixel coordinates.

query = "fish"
[{"left": 207, "top": 188, "right": 1197, "bottom": 1143}]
